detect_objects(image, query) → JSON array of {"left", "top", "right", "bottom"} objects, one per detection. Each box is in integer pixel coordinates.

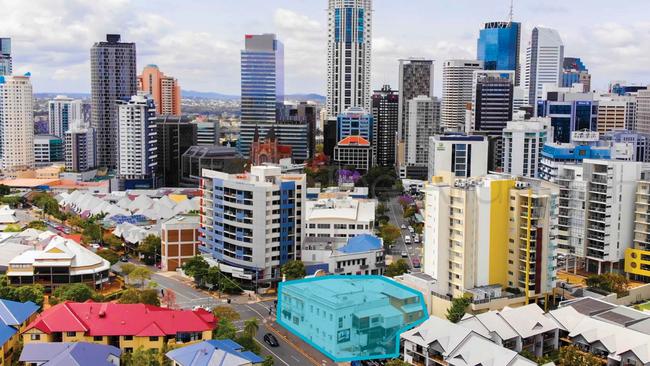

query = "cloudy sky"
[{"left": 1, "top": 0, "right": 648, "bottom": 96}]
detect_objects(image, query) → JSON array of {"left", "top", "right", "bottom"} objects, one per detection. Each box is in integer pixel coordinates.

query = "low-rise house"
[
  {"left": 22, "top": 302, "right": 216, "bottom": 353},
  {"left": 459, "top": 304, "right": 559, "bottom": 358},
  {"left": 0, "top": 299, "right": 40, "bottom": 365},
  {"left": 19, "top": 342, "right": 121, "bottom": 366},
  {"left": 302, "top": 234, "right": 385, "bottom": 276},
  {"left": 166, "top": 339, "right": 264, "bottom": 366},
  {"left": 304, "top": 196, "right": 376, "bottom": 239},
  {"left": 7, "top": 233, "right": 110, "bottom": 291},
  {"left": 401, "top": 316, "right": 536, "bottom": 366}
]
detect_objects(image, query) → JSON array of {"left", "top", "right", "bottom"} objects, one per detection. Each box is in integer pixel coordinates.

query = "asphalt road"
[
  {"left": 386, "top": 195, "right": 422, "bottom": 271},
  {"left": 111, "top": 261, "right": 313, "bottom": 366}
]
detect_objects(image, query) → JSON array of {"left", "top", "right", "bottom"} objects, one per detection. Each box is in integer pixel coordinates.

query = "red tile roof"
[
  {"left": 25, "top": 302, "right": 216, "bottom": 337},
  {"left": 338, "top": 136, "right": 370, "bottom": 146}
]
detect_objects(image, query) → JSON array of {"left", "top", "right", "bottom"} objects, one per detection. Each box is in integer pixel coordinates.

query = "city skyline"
[{"left": 1, "top": 0, "right": 648, "bottom": 96}]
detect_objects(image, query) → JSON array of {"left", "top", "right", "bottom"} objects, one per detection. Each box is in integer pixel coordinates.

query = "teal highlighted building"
[{"left": 277, "top": 275, "right": 428, "bottom": 362}]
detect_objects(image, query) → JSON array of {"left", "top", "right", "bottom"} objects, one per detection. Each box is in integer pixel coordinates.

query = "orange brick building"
[{"left": 161, "top": 215, "right": 201, "bottom": 271}]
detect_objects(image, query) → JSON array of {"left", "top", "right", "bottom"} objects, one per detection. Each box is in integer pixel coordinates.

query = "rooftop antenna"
[{"left": 508, "top": 0, "right": 514, "bottom": 24}]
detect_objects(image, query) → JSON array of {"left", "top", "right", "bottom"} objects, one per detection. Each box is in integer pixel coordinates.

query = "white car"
[
  {"left": 404, "top": 235, "right": 411, "bottom": 244},
  {"left": 400, "top": 224, "right": 407, "bottom": 229},
  {"left": 401, "top": 251, "right": 408, "bottom": 258},
  {"left": 90, "top": 243, "right": 101, "bottom": 249}
]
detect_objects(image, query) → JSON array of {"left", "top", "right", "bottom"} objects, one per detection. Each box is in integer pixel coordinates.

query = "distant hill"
[
  {"left": 285, "top": 93, "right": 326, "bottom": 103},
  {"left": 35, "top": 92, "right": 90, "bottom": 99},
  {"left": 35, "top": 91, "right": 326, "bottom": 103},
  {"left": 181, "top": 90, "right": 239, "bottom": 100}
]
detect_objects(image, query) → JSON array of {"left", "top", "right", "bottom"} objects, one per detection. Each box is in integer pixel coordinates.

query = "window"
[
  {"left": 149, "top": 336, "right": 159, "bottom": 342},
  {"left": 93, "top": 336, "right": 103, "bottom": 341},
  {"left": 30, "top": 334, "right": 40, "bottom": 341},
  {"left": 123, "top": 336, "right": 133, "bottom": 341},
  {"left": 66, "top": 332, "right": 76, "bottom": 337}
]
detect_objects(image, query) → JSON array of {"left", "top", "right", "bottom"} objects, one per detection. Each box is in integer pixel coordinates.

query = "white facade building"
[
  {"left": 427, "top": 134, "right": 488, "bottom": 179},
  {"left": 305, "top": 197, "right": 375, "bottom": 239},
  {"left": 502, "top": 117, "right": 553, "bottom": 178},
  {"left": 302, "top": 234, "right": 384, "bottom": 276},
  {"left": 525, "top": 27, "right": 564, "bottom": 107},
  {"left": 48, "top": 95, "right": 83, "bottom": 138},
  {"left": 65, "top": 124, "right": 96, "bottom": 173},
  {"left": 199, "top": 166, "right": 306, "bottom": 282},
  {"left": 0, "top": 75, "right": 34, "bottom": 175},
  {"left": 326, "top": 0, "right": 372, "bottom": 117},
  {"left": 117, "top": 94, "right": 157, "bottom": 183},
  {"left": 407, "top": 95, "right": 440, "bottom": 168},
  {"left": 441, "top": 59, "right": 483, "bottom": 131}
]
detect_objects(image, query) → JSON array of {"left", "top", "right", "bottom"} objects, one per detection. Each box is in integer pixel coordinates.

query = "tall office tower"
[
  {"left": 336, "top": 107, "right": 373, "bottom": 143},
  {"left": 371, "top": 85, "right": 398, "bottom": 167},
  {"left": 597, "top": 96, "right": 637, "bottom": 133},
  {"left": 427, "top": 134, "right": 488, "bottom": 180},
  {"left": 555, "top": 160, "right": 645, "bottom": 274},
  {"left": 65, "top": 123, "right": 96, "bottom": 173},
  {"left": 625, "top": 181, "right": 650, "bottom": 282},
  {"left": 502, "top": 118, "right": 552, "bottom": 178},
  {"left": 397, "top": 59, "right": 434, "bottom": 140},
  {"left": 116, "top": 94, "right": 157, "bottom": 190},
  {"left": 469, "top": 70, "right": 514, "bottom": 168},
  {"left": 536, "top": 86, "right": 597, "bottom": 143},
  {"left": 610, "top": 81, "right": 647, "bottom": 96},
  {"left": 90, "top": 34, "right": 137, "bottom": 170},
  {"left": 199, "top": 166, "right": 306, "bottom": 283},
  {"left": 48, "top": 95, "right": 83, "bottom": 138},
  {"left": 423, "top": 174, "right": 558, "bottom": 300},
  {"left": 405, "top": 96, "right": 440, "bottom": 178},
  {"left": 561, "top": 57, "right": 591, "bottom": 92},
  {"left": 0, "top": 75, "right": 34, "bottom": 174},
  {"left": 525, "top": 27, "right": 564, "bottom": 107},
  {"left": 477, "top": 21, "right": 521, "bottom": 85},
  {"left": 637, "top": 90, "right": 650, "bottom": 135},
  {"left": 138, "top": 64, "right": 181, "bottom": 116},
  {"left": 326, "top": 0, "right": 372, "bottom": 117},
  {"left": 155, "top": 115, "right": 197, "bottom": 187},
  {"left": 323, "top": 118, "right": 338, "bottom": 158},
  {"left": 0, "top": 38, "right": 11, "bottom": 76},
  {"left": 238, "top": 33, "right": 284, "bottom": 158},
  {"left": 278, "top": 102, "right": 317, "bottom": 159},
  {"left": 441, "top": 60, "right": 483, "bottom": 131}
]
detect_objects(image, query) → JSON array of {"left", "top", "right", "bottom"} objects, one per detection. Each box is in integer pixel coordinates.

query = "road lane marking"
[{"left": 254, "top": 338, "right": 290, "bottom": 366}]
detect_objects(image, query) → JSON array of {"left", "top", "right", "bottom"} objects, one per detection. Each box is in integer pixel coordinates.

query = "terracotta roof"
[
  {"left": 337, "top": 136, "right": 370, "bottom": 146},
  {"left": 25, "top": 302, "right": 216, "bottom": 337}
]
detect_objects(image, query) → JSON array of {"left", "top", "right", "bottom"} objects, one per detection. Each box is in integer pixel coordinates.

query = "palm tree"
[{"left": 243, "top": 318, "right": 259, "bottom": 338}]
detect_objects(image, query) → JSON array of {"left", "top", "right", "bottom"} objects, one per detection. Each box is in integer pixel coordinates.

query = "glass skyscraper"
[
  {"left": 238, "top": 33, "right": 284, "bottom": 158},
  {"left": 0, "top": 38, "right": 12, "bottom": 76},
  {"left": 477, "top": 22, "right": 521, "bottom": 85}
]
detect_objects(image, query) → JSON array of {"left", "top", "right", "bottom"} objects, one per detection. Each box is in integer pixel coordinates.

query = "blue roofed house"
[
  {"left": 301, "top": 234, "right": 385, "bottom": 276},
  {"left": 0, "top": 298, "right": 39, "bottom": 364},
  {"left": 19, "top": 342, "right": 121, "bottom": 366},
  {"left": 165, "top": 339, "right": 264, "bottom": 366}
]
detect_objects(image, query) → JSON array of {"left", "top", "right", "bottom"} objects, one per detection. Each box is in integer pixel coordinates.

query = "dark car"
[
  {"left": 263, "top": 333, "right": 279, "bottom": 347},
  {"left": 120, "top": 256, "right": 129, "bottom": 263}
]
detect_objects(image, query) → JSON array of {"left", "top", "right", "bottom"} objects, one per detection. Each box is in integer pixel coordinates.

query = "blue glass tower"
[
  {"left": 336, "top": 107, "right": 374, "bottom": 143},
  {"left": 238, "top": 33, "right": 284, "bottom": 158},
  {"left": 477, "top": 22, "right": 521, "bottom": 85}
]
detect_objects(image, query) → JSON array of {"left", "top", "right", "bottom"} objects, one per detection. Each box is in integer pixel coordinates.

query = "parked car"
[
  {"left": 120, "top": 256, "right": 129, "bottom": 263},
  {"left": 90, "top": 243, "right": 101, "bottom": 249},
  {"left": 408, "top": 226, "right": 415, "bottom": 233},
  {"left": 400, "top": 224, "right": 407, "bottom": 229},
  {"left": 404, "top": 235, "right": 411, "bottom": 244},
  {"left": 401, "top": 251, "right": 408, "bottom": 258},
  {"left": 264, "top": 333, "right": 279, "bottom": 347}
]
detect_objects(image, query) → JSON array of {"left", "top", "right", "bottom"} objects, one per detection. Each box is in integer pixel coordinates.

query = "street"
[{"left": 385, "top": 195, "right": 422, "bottom": 271}]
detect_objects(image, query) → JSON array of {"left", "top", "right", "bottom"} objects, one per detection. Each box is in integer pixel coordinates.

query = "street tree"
[
  {"left": 51, "top": 283, "right": 98, "bottom": 304},
  {"left": 213, "top": 318, "right": 237, "bottom": 340},
  {"left": 281, "top": 260, "right": 306, "bottom": 280},
  {"left": 129, "top": 266, "right": 152, "bottom": 287},
  {"left": 117, "top": 288, "right": 141, "bottom": 304},
  {"left": 385, "top": 359, "right": 410, "bottom": 366},
  {"left": 446, "top": 296, "right": 471, "bottom": 323},
  {"left": 26, "top": 221, "right": 47, "bottom": 230},
  {"left": 82, "top": 223, "right": 102, "bottom": 243},
  {"left": 183, "top": 256, "right": 210, "bottom": 280},
  {"left": 97, "top": 249, "right": 119, "bottom": 265},
  {"left": 161, "top": 289, "right": 177, "bottom": 309},
  {"left": 120, "top": 263, "right": 136, "bottom": 284},
  {"left": 243, "top": 318, "right": 260, "bottom": 338},
  {"left": 138, "top": 234, "right": 160, "bottom": 265},
  {"left": 212, "top": 305, "right": 240, "bottom": 322},
  {"left": 378, "top": 223, "right": 401, "bottom": 247},
  {"left": 384, "top": 259, "right": 409, "bottom": 277}
]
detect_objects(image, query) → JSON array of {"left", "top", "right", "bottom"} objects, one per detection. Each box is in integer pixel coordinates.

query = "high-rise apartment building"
[
  {"left": 597, "top": 96, "right": 637, "bottom": 133},
  {"left": 555, "top": 159, "right": 645, "bottom": 274},
  {"left": 65, "top": 124, "right": 96, "bottom": 173},
  {"left": 138, "top": 64, "right": 181, "bottom": 116},
  {"left": 423, "top": 174, "right": 558, "bottom": 300},
  {"left": 326, "top": 0, "right": 372, "bottom": 117},
  {"left": 397, "top": 59, "right": 434, "bottom": 140},
  {"left": 90, "top": 34, "right": 137, "bottom": 170},
  {"left": 238, "top": 33, "right": 284, "bottom": 159},
  {"left": 502, "top": 118, "right": 552, "bottom": 178},
  {"left": 0, "top": 38, "right": 12, "bottom": 76},
  {"left": 441, "top": 60, "right": 483, "bottom": 131},
  {"left": 637, "top": 90, "right": 650, "bottom": 135},
  {"left": 427, "top": 134, "right": 488, "bottom": 180},
  {"left": 477, "top": 21, "right": 521, "bottom": 85},
  {"left": 0, "top": 75, "right": 34, "bottom": 174},
  {"left": 561, "top": 57, "right": 591, "bottom": 92},
  {"left": 116, "top": 94, "right": 157, "bottom": 189},
  {"left": 48, "top": 95, "right": 83, "bottom": 138},
  {"left": 371, "top": 85, "right": 398, "bottom": 167},
  {"left": 199, "top": 166, "right": 306, "bottom": 283},
  {"left": 406, "top": 96, "right": 440, "bottom": 174},
  {"left": 155, "top": 115, "right": 197, "bottom": 187},
  {"left": 469, "top": 70, "right": 514, "bottom": 168},
  {"left": 525, "top": 27, "right": 564, "bottom": 107},
  {"left": 625, "top": 180, "right": 650, "bottom": 282}
]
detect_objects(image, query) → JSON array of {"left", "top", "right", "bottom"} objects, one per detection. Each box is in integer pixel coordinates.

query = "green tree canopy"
[
  {"left": 138, "top": 234, "right": 160, "bottom": 265},
  {"left": 82, "top": 223, "right": 102, "bottom": 243},
  {"left": 446, "top": 296, "right": 471, "bottom": 323},
  {"left": 183, "top": 256, "right": 210, "bottom": 279},
  {"left": 235, "top": 334, "right": 260, "bottom": 354},
  {"left": 385, "top": 359, "right": 410, "bottom": 366},
  {"left": 281, "top": 260, "right": 306, "bottom": 280},
  {"left": 26, "top": 221, "right": 47, "bottom": 230},
  {"left": 97, "top": 249, "right": 119, "bottom": 265},
  {"left": 586, "top": 273, "right": 629, "bottom": 296},
  {"left": 51, "top": 283, "right": 98, "bottom": 304},
  {"left": 103, "top": 234, "right": 124, "bottom": 252},
  {"left": 0, "top": 184, "right": 10, "bottom": 196},
  {"left": 129, "top": 266, "right": 153, "bottom": 287},
  {"left": 4, "top": 224, "right": 22, "bottom": 232},
  {"left": 385, "top": 259, "right": 409, "bottom": 277},
  {"left": 213, "top": 318, "right": 237, "bottom": 340},
  {"left": 243, "top": 318, "right": 259, "bottom": 338},
  {"left": 558, "top": 345, "right": 602, "bottom": 366},
  {"left": 378, "top": 223, "right": 401, "bottom": 247},
  {"left": 212, "top": 305, "right": 241, "bottom": 322}
]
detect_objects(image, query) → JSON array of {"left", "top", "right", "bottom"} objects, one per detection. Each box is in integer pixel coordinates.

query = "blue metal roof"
[
  {"left": 20, "top": 342, "right": 121, "bottom": 366},
  {"left": 0, "top": 299, "right": 39, "bottom": 326},
  {"left": 339, "top": 234, "right": 382, "bottom": 254},
  {"left": 166, "top": 339, "right": 264, "bottom": 366},
  {"left": 541, "top": 143, "right": 611, "bottom": 160}
]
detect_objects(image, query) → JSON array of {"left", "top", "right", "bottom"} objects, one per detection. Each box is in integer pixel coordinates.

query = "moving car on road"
[
  {"left": 404, "top": 235, "right": 411, "bottom": 244},
  {"left": 264, "top": 333, "right": 279, "bottom": 347},
  {"left": 400, "top": 224, "right": 406, "bottom": 229}
]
